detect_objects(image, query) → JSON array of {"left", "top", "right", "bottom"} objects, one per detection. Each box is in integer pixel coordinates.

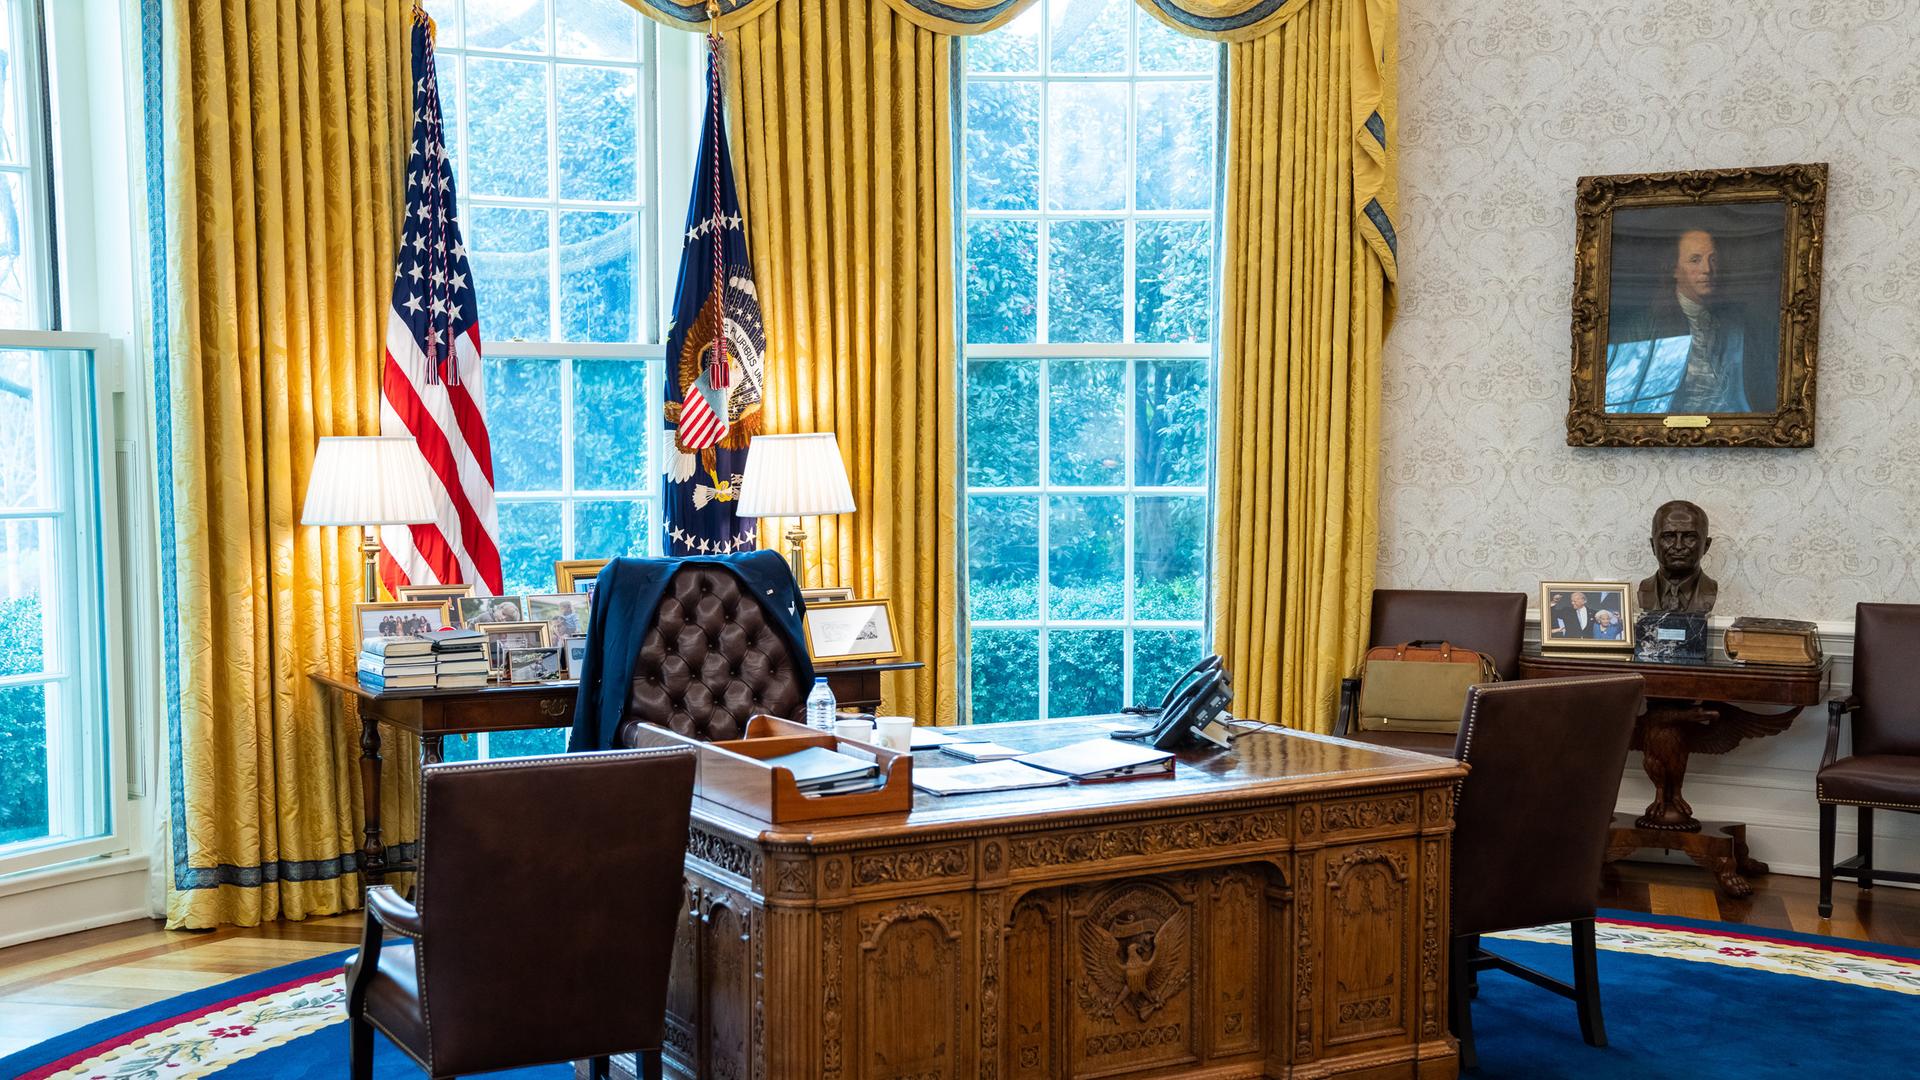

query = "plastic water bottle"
[{"left": 806, "top": 677, "right": 837, "bottom": 731}]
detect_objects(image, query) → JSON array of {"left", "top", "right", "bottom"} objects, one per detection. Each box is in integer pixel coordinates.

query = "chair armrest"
[
  {"left": 1335, "top": 677, "right": 1361, "bottom": 738},
  {"left": 1822, "top": 696, "right": 1860, "bottom": 771},
  {"left": 366, "top": 884, "right": 424, "bottom": 939}
]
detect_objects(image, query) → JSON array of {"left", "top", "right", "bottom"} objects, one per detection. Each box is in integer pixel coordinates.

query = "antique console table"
[
  {"left": 312, "top": 662, "right": 922, "bottom": 886},
  {"left": 1518, "top": 646, "right": 1830, "bottom": 896},
  {"left": 624, "top": 717, "right": 1466, "bottom": 1080}
]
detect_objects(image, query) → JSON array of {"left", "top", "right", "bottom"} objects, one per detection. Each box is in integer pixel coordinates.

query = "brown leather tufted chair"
[
  {"left": 616, "top": 563, "right": 809, "bottom": 746},
  {"left": 1335, "top": 589, "right": 1529, "bottom": 754},
  {"left": 1818, "top": 602, "right": 1920, "bottom": 917},
  {"left": 1448, "top": 674, "right": 1643, "bottom": 1071},
  {"left": 346, "top": 747, "right": 695, "bottom": 1080}
]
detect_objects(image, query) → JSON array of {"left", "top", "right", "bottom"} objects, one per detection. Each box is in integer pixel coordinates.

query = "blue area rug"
[{"left": 4, "top": 910, "right": 1913, "bottom": 1078}]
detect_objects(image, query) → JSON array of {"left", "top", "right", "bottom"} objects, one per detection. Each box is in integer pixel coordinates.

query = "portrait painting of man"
[
  {"left": 1602, "top": 202, "right": 1785, "bottom": 416},
  {"left": 1566, "top": 163, "right": 1825, "bottom": 449}
]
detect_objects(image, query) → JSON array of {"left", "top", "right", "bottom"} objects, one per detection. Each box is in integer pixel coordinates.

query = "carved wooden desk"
[
  {"left": 629, "top": 718, "right": 1466, "bottom": 1080},
  {"left": 1518, "top": 647, "right": 1830, "bottom": 896}
]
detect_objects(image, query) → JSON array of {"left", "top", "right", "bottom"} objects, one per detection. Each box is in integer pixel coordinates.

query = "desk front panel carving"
[{"left": 651, "top": 721, "right": 1461, "bottom": 1080}]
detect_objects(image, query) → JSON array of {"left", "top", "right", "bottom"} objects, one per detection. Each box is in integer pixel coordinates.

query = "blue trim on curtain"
[
  {"left": 1138, "top": 0, "right": 1297, "bottom": 35},
  {"left": 1363, "top": 197, "right": 1397, "bottom": 257},
  {"left": 1365, "top": 110, "right": 1385, "bottom": 148},
  {"left": 144, "top": 0, "right": 388, "bottom": 892}
]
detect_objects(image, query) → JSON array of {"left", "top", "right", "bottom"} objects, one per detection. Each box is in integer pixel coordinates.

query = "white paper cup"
[
  {"left": 833, "top": 718, "right": 875, "bottom": 744},
  {"left": 874, "top": 716, "right": 914, "bottom": 752}
]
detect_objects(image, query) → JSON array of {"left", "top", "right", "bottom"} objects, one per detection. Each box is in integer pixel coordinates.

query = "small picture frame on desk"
[
  {"left": 394, "top": 582, "right": 473, "bottom": 605},
  {"left": 562, "top": 634, "right": 589, "bottom": 676},
  {"left": 804, "top": 598, "right": 901, "bottom": 665},
  {"left": 480, "top": 621, "right": 550, "bottom": 677},
  {"left": 453, "top": 595, "right": 526, "bottom": 629},
  {"left": 802, "top": 586, "right": 854, "bottom": 603},
  {"left": 1540, "top": 582, "right": 1635, "bottom": 653},
  {"left": 505, "top": 646, "right": 563, "bottom": 684},
  {"left": 554, "top": 558, "right": 609, "bottom": 593},
  {"left": 356, "top": 600, "right": 451, "bottom": 643}
]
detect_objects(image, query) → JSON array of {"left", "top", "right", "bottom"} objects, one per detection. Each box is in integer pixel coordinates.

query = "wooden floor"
[{"left": 1, "top": 864, "right": 1916, "bottom": 1059}]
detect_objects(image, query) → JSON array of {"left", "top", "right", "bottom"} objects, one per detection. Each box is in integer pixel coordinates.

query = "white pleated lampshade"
[
  {"left": 300, "top": 436, "right": 440, "bottom": 526},
  {"left": 735, "top": 433, "right": 857, "bottom": 519}
]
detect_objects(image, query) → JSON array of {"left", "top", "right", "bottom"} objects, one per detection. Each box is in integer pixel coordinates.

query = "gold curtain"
[
  {"left": 1211, "top": 0, "right": 1397, "bottom": 732},
  {"left": 717, "top": 0, "right": 963, "bottom": 724},
  {"left": 164, "top": 0, "right": 418, "bottom": 928}
]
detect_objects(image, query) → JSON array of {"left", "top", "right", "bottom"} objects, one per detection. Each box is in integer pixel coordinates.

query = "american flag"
[{"left": 378, "top": 8, "right": 503, "bottom": 596}]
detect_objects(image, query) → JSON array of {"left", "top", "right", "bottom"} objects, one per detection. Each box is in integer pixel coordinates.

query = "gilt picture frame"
[
  {"left": 1539, "top": 582, "right": 1635, "bottom": 654},
  {"left": 1567, "top": 162, "right": 1827, "bottom": 448}
]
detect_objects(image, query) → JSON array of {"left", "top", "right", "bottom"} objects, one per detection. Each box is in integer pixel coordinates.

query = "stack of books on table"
[
  {"left": 357, "top": 637, "right": 436, "bottom": 690},
  {"left": 419, "top": 627, "right": 489, "bottom": 688}
]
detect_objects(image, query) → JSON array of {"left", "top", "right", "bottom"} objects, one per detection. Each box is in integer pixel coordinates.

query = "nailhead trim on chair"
[{"left": 1815, "top": 784, "right": 1920, "bottom": 810}]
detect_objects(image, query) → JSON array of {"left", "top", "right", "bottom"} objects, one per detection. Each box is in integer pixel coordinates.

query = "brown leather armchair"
[
  {"left": 346, "top": 747, "right": 696, "bottom": 1080},
  {"left": 1336, "top": 589, "right": 1529, "bottom": 754},
  {"left": 1818, "top": 602, "right": 1920, "bottom": 917},
  {"left": 1449, "top": 674, "right": 1643, "bottom": 1071},
  {"left": 617, "top": 563, "right": 810, "bottom": 746}
]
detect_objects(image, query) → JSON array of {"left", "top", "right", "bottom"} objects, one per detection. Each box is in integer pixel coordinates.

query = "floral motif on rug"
[
  {"left": 1491, "top": 918, "right": 1920, "bottom": 996},
  {"left": 27, "top": 972, "right": 344, "bottom": 1080}
]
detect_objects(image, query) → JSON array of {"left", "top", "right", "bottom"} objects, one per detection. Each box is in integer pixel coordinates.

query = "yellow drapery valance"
[
  {"left": 163, "top": 0, "right": 420, "bottom": 927},
  {"left": 626, "top": 0, "right": 1316, "bottom": 42}
]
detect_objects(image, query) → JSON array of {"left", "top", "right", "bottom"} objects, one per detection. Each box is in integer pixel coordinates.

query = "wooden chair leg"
[
  {"left": 588, "top": 1054, "right": 611, "bottom": 1080},
  {"left": 1466, "top": 933, "right": 1480, "bottom": 998},
  {"left": 1818, "top": 802, "right": 1837, "bottom": 918},
  {"left": 1449, "top": 935, "right": 1478, "bottom": 1071},
  {"left": 640, "top": 1048, "right": 665, "bottom": 1080},
  {"left": 348, "top": 1014, "right": 374, "bottom": 1080},
  {"left": 1571, "top": 917, "right": 1607, "bottom": 1048},
  {"left": 1858, "top": 806, "right": 1875, "bottom": 892}
]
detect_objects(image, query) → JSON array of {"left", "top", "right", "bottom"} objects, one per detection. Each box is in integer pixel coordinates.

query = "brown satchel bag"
[{"left": 1354, "top": 640, "right": 1498, "bottom": 734}]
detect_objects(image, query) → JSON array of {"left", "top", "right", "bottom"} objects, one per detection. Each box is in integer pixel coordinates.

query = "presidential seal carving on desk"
[{"left": 1076, "top": 884, "right": 1192, "bottom": 1023}]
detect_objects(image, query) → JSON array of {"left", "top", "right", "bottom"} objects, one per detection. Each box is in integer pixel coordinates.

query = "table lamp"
[
  {"left": 300, "top": 436, "right": 439, "bottom": 602},
  {"left": 735, "top": 432, "right": 856, "bottom": 587}
]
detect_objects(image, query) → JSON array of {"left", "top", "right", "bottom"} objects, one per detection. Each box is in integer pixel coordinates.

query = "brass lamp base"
[
  {"left": 362, "top": 527, "right": 382, "bottom": 603},
  {"left": 783, "top": 522, "right": 808, "bottom": 589}
]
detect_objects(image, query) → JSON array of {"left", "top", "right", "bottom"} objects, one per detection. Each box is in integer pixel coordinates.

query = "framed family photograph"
[
  {"left": 526, "top": 593, "right": 592, "bottom": 643},
  {"left": 1540, "top": 582, "right": 1635, "bottom": 653},
  {"left": 480, "top": 621, "right": 549, "bottom": 677},
  {"left": 1567, "top": 162, "right": 1827, "bottom": 448},
  {"left": 355, "top": 600, "right": 450, "bottom": 644},
  {"left": 453, "top": 595, "right": 526, "bottom": 629},
  {"left": 802, "top": 598, "right": 900, "bottom": 665}
]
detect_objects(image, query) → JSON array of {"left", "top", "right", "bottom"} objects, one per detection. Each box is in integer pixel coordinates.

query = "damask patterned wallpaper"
[{"left": 1381, "top": 0, "right": 1920, "bottom": 620}]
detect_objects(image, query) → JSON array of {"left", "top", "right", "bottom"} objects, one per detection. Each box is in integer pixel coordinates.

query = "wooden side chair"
[
  {"left": 1336, "top": 589, "right": 1529, "bottom": 755},
  {"left": 346, "top": 747, "right": 696, "bottom": 1080},
  {"left": 1448, "top": 674, "right": 1644, "bottom": 1070},
  {"left": 1819, "top": 602, "right": 1920, "bottom": 917}
]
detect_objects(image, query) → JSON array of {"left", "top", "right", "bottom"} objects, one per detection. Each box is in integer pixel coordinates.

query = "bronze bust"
[{"left": 1638, "top": 500, "right": 1718, "bottom": 613}]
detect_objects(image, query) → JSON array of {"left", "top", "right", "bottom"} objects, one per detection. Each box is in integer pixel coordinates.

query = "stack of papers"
[
  {"left": 763, "top": 746, "right": 881, "bottom": 795},
  {"left": 1017, "top": 738, "right": 1175, "bottom": 781},
  {"left": 938, "top": 741, "right": 1024, "bottom": 762},
  {"left": 911, "top": 760, "right": 1071, "bottom": 796}
]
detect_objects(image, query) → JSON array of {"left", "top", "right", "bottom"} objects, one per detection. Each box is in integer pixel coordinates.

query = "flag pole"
[{"left": 705, "top": 1, "right": 730, "bottom": 391}]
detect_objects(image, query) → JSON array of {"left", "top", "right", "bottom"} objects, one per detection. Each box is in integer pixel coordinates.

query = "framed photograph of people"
[
  {"left": 452, "top": 595, "right": 526, "bottom": 629},
  {"left": 479, "top": 621, "right": 550, "bottom": 677},
  {"left": 802, "top": 598, "right": 901, "bottom": 665},
  {"left": 1567, "top": 162, "right": 1827, "bottom": 448},
  {"left": 355, "top": 600, "right": 450, "bottom": 645},
  {"left": 526, "top": 593, "right": 591, "bottom": 643},
  {"left": 1539, "top": 582, "right": 1635, "bottom": 653}
]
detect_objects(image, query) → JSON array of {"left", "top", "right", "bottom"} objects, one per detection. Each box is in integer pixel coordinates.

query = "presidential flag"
[
  {"left": 378, "top": 7, "right": 504, "bottom": 596},
  {"left": 662, "top": 41, "right": 765, "bottom": 557}
]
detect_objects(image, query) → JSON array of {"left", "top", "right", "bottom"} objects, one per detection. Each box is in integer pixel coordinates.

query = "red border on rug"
[
  {"left": 17, "top": 970, "right": 336, "bottom": 1080},
  {"left": 1601, "top": 914, "right": 1920, "bottom": 965}
]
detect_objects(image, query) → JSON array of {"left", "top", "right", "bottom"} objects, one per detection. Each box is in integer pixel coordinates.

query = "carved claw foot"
[
  {"left": 1715, "top": 867, "right": 1754, "bottom": 898},
  {"left": 1737, "top": 853, "right": 1769, "bottom": 877}
]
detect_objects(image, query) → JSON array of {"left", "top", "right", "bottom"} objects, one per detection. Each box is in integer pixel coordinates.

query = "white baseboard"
[{"left": 0, "top": 855, "right": 154, "bottom": 948}]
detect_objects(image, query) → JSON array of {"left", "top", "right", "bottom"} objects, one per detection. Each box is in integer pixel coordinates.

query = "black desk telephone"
[{"left": 1111, "top": 654, "right": 1236, "bottom": 750}]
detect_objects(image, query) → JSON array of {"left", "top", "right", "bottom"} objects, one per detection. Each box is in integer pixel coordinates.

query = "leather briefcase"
[{"left": 1355, "top": 640, "right": 1497, "bottom": 734}]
